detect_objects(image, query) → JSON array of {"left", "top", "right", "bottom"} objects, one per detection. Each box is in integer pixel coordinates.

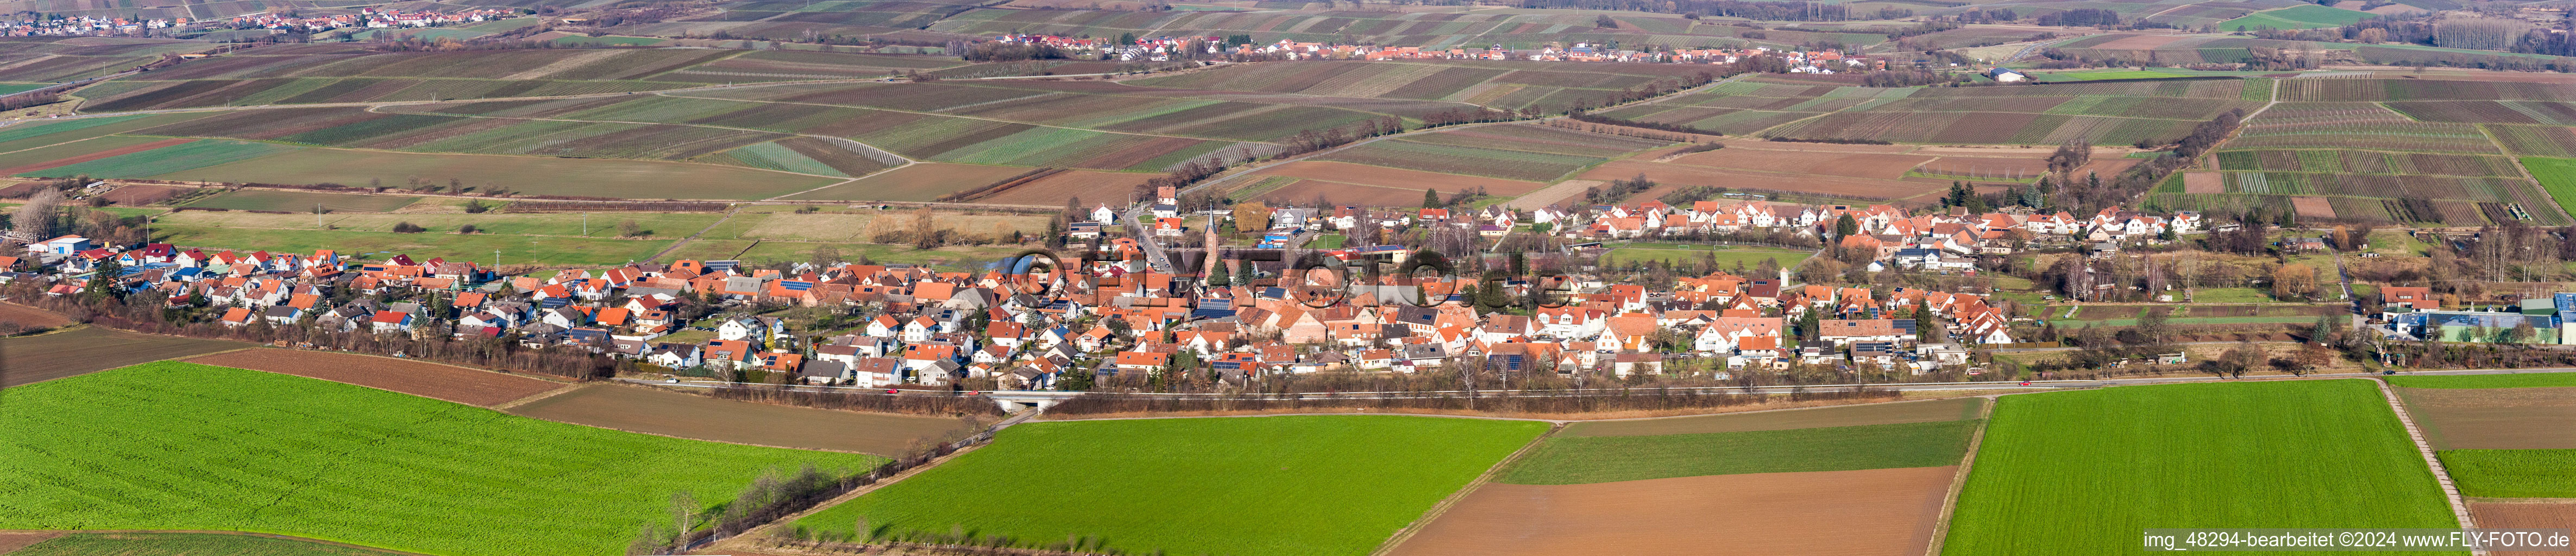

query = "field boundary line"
[
  {"left": 1922, "top": 395, "right": 2000, "bottom": 556},
  {"left": 491, "top": 382, "right": 590, "bottom": 410},
  {"left": 2372, "top": 378, "right": 2484, "bottom": 555},
  {"left": 1368, "top": 421, "right": 1562, "bottom": 556}
]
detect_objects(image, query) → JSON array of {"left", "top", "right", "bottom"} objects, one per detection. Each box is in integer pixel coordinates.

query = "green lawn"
[
  {"left": 1600, "top": 245, "right": 1812, "bottom": 270},
  {"left": 1943, "top": 380, "right": 2462, "bottom": 555},
  {"left": 0, "top": 363, "right": 883, "bottom": 556},
  {"left": 2386, "top": 371, "right": 2576, "bottom": 389},
  {"left": 2522, "top": 157, "right": 2576, "bottom": 219},
  {"left": 9, "top": 532, "right": 410, "bottom": 556},
  {"left": 2220, "top": 4, "right": 2375, "bottom": 31},
  {"left": 1497, "top": 420, "right": 1978, "bottom": 485},
  {"left": 793, "top": 416, "right": 1544, "bottom": 556},
  {"left": 1308, "top": 233, "right": 1346, "bottom": 249},
  {"left": 2438, "top": 450, "right": 2576, "bottom": 497}
]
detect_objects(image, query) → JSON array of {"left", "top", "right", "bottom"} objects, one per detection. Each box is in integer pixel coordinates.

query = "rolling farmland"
[
  {"left": 793, "top": 415, "right": 1543, "bottom": 556},
  {"left": 0, "top": 362, "right": 885, "bottom": 556},
  {"left": 1942, "top": 380, "right": 2461, "bottom": 555},
  {"left": 2217, "top": 4, "right": 2376, "bottom": 31}
]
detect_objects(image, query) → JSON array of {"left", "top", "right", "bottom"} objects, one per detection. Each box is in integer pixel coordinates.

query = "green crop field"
[
  {"left": 2438, "top": 450, "right": 2576, "bottom": 497},
  {"left": 9, "top": 532, "right": 412, "bottom": 556},
  {"left": 1497, "top": 420, "right": 1978, "bottom": 485},
  {"left": 2523, "top": 157, "right": 2576, "bottom": 219},
  {"left": 150, "top": 148, "right": 838, "bottom": 200},
  {"left": 0, "top": 363, "right": 884, "bottom": 556},
  {"left": 793, "top": 416, "right": 1544, "bottom": 556},
  {"left": 154, "top": 224, "right": 678, "bottom": 266},
  {"left": 1943, "top": 380, "right": 2461, "bottom": 555},
  {"left": 2220, "top": 5, "right": 2376, "bottom": 31},
  {"left": 22, "top": 140, "right": 299, "bottom": 179},
  {"left": 185, "top": 189, "right": 424, "bottom": 213},
  {"left": 2386, "top": 371, "right": 2576, "bottom": 389}
]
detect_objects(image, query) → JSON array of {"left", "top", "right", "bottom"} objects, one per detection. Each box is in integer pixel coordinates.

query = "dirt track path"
[
  {"left": 645, "top": 205, "right": 742, "bottom": 263},
  {"left": 2372, "top": 379, "right": 2487, "bottom": 555}
]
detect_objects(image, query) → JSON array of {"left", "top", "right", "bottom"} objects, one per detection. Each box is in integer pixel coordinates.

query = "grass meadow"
[
  {"left": 793, "top": 416, "right": 1545, "bottom": 556},
  {"left": 8, "top": 532, "right": 411, "bottom": 556},
  {"left": 2437, "top": 450, "right": 2576, "bottom": 497},
  {"left": 185, "top": 189, "right": 423, "bottom": 213},
  {"left": 2386, "top": 371, "right": 2576, "bottom": 389},
  {"left": 1942, "top": 380, "right": 2462, "bottom": 555},
  {"left": 2522, "top": 157, "right": 2576, "bottom": 219},
  {"left": 152, "top": 223, "right": 676, "bottom": 267},
  {"left": 0, "top": 363, "right": 883, "bottom": 556},
  {"left": 1497, "top": 420, "right": 1978, "bottom": 485}
]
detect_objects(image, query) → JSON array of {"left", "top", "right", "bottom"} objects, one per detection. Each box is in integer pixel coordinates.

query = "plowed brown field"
[
  {"left": 2470, "top": 501, "right": 2576, "bottom": 530},
  {"left": 186, "top": 349, "right": 565, "bottom": 407},
  {"left": 1389, "top": 466, "right": 1956, "bottom": 556},
  {"left": 1567, "top": 397, "right": 1983, "bottom": 437},
  {"left": 506, "top": 383, "right": 971, "bottom": 455},
  {"left": 977, "top": 169, "right": 1149, "bottom": 206},
  {"left": 2184, "top": 172, "right": 2223, "bottom": 193},
  {"left": 1671, "top": 149, "right": 1933, "bottom": 180},
  {"left": 783, "top": 163, "right": 1034, "bottom": 202},
  {"left": 1581, "top": 159, "right": 1945, "bottom": 200},
  {"left": 2396, "top": 386, "right": 2576, "bottom": 450},
  {"left": 1252, "top": 160, "right": 1544, "bottom": 194},
  {"left": 2293, "top": 196, "right": 2338, "bottom": 219},
  {"left": 0, "top": 302, "right": 72, "bottom": 329},
  {"left": 0, "top": 327, "right": 244, "bottom": 387}
]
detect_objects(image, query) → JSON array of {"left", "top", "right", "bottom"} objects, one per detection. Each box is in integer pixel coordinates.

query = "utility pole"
[{"left": 583, "top": 212, "right": 588, "bottom": 236}]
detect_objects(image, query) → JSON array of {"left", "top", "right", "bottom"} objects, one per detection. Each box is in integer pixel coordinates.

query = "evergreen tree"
[
  {"left": 84, "top": 257, "right": 122, "bottom": 302},
  {"left": 1423, "top": 188, "right": 1441, "bottom": 208},
  {"left": 1833, "top": 213, "right": 1858, "bottom": 238}
]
